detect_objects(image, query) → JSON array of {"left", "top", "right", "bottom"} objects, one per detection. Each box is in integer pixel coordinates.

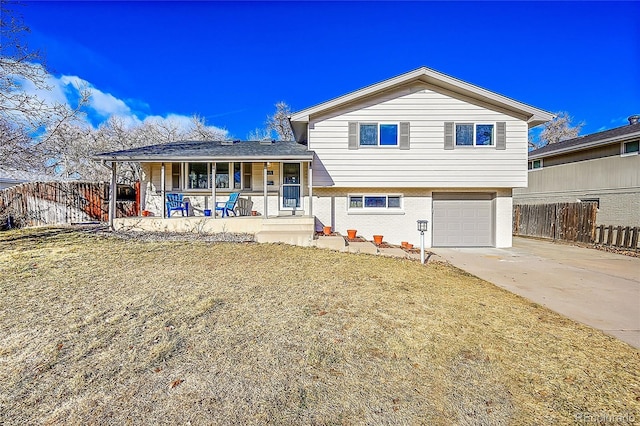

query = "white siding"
[{"left": 309, "top": 87, "right": 529, "bottom": 188}]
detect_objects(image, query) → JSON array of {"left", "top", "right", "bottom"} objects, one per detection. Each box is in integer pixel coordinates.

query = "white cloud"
[{"left": 14, "top": 65, "right": 227, "bottom": 137}]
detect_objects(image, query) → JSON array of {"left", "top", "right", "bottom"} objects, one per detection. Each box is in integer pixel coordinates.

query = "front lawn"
[{"left": 0, "top": 227, "right": 638, "bottom": 425}]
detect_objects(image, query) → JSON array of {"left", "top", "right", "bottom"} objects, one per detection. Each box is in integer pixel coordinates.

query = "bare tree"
[
  {"left": 46, "top": 114, "right": 229, "bottom": 183},
  {"left": 0, "top": 1, "right": 89, "bottom": 171},
  {"left": 266, "top": 101, "right": 294, "bottom": 141},
  {"left": 247, "top": 127, "right": 271, "bottom": 141},
  {"left": 535, "top": 112, "right": 583, "bottom": 148},
  {"left": 185, "top": 114, "right": 227, "bottom": 141}
]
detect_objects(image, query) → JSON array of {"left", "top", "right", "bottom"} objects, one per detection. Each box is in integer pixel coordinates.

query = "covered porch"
[{"left": 95, "top": 140, "right": 318, "bottom": 238}]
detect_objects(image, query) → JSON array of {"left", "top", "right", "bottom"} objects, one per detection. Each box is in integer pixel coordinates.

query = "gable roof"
[
  {"left": 94, "top": 140, "right": 314, "bottom": 162},
  {"left": 529, "top": 122, "right": 640, "bottom": 159},
  {"left": 289, "top": 67, "right": 555, "bottom": 141}
]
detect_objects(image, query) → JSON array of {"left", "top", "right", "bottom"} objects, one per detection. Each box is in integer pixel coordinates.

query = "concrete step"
[
  {"left": 313, "top": 235, "right": 347, "bottom": 252},
  {"left": 260, "top": 217, "right": 315, "bottom": 233}
]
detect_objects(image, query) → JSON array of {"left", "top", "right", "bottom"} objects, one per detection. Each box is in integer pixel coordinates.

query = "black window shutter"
[
  {"left": 399, "top": 122, "right": 410, "bottom": 150},
  {"left": 444, "top": 122, "right": 454, "bottom": 150},
  {"left": 496, "top": 122, "right": 506, "bottom": 150},
  {"left": 348, "top": 122, "right": 358, "bottom": 150}
]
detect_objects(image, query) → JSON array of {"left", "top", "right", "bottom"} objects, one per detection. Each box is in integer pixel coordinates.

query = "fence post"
[
  {"left": 614, "top": 226, "right": 623, "bottom": 247},
  {"left": 622, "top": 226, "right": 631, "bottom": 248},
  {"left": 631, "top": 227, "right": 639, "bottom": 251}
]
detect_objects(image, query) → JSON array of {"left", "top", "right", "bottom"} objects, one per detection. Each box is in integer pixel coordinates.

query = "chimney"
[{"left": 629, "top": 115, "right": 640, "bottom": 125}]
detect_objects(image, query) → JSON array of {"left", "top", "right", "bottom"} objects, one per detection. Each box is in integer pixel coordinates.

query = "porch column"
[
  {"left": 108, "top": 162, "right": 117, "bottom": 230},
  {"left": 308, "top": 161, "right": 313, "bottom": 217},
  {"left": 161, "top": 162, "right": 166, "bottom": 219},
  {"left": 211, "top": 162, "right": 216, "bottom": 219},
  {"left": 263, "top": 162, "right": 268, "bottom": 218}
]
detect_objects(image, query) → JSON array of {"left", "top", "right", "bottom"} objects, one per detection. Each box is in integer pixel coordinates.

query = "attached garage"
[{"left": 432, "top": 193, "right": 494, "bottom": 247}]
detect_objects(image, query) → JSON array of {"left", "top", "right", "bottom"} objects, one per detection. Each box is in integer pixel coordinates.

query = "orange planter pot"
[
  {"left": 323, "top": 226, "right": 332, "bottom": 235},
  {"left": 373, "top": 235, "right": 383, "bottom": 245},
  {"left": 347, "top": 229, "right": 357, "bottom": 239}
]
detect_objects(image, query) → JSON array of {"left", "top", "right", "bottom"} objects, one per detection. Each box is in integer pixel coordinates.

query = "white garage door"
[{"left": 432, "top": 193, "right": 494, "bottom": 247}]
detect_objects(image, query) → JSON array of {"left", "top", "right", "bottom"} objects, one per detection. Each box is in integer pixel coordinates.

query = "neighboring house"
[
  {"left": 0, "top": 169, "right": 54, "bottom": 190},
  {"left": 95, "top": 67, "right": 553, "bottom": 247},
  {"left": 513, "top": 117, "right": 640, "bottom": 227}
]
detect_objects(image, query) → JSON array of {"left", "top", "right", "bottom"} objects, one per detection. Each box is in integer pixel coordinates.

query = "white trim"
[
  {"left": 289, "top": 67, "right": 554, "bottom": 127},
  {"left": 347, "top": 210, "right": 406, "bottom": 216}
]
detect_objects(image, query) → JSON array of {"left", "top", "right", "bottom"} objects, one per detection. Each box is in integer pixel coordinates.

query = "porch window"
[
  {"left": 177, "top": 162, "right": 251, "bottom": 191},
  {"left": 187, "top": 163, "right": 210, "bottom": 189},
  {"left": 243, "top": 163, "right": 252, "bottom": 189},
  {"left": 216, "top": 162, "right": 245, "bottom": 189},
  {"left": 216, "top": 163, "right": 229, "bottom": 188}
]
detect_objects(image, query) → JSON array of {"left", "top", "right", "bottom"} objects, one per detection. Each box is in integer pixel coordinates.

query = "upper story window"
[
  {"left": 623, "top": 140, "right": 639, "bottom": 155},
  {"left": 349, "top": 121, "right": 409, "bottom": 150},
  {"left": 359, "top": 123, "right": 398, "bottom": 146},
  {"left": 456, "top": 123, "right": 495, "bottom": 146}
]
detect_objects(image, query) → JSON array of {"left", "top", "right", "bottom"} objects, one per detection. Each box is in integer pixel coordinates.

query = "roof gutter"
[{"left": 93, "top": 154, "right": 315, "bottom": 163}]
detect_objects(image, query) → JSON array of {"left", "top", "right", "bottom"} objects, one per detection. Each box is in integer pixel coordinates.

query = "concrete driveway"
[{"left": 430, "top": 237, "right": 640, "bottom": 349}]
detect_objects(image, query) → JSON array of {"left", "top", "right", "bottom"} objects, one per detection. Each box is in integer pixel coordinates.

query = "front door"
[{"left": 281, "top": 163, "right": 301, "bottom": 210}]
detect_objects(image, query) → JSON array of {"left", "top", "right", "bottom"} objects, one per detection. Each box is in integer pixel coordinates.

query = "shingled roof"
[
  {"left": 94, "top": 140, "right": 314, "bottom": 162},
  {"left": 530, "top": 122, "right": 640, "bottom": 159}
]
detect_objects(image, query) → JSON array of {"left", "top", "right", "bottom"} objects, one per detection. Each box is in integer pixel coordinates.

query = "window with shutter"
[
  {"left": 399, "top": 122, "right": 410, "bottom": 150},
  {"left": 444, "top": 122, "right": 454, "bottom": 150},
  {"left": 348, "top": 122, "right": 358, "bottom": 150},
  {"left": 447, "top": 122, "right": 500, "bottom": 148},
  {"left": 496, "top": 122, "right": 506, "bottom": 150}
]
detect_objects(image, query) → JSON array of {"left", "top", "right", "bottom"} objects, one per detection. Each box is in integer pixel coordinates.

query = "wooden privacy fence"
[
  {"left": 0, "top": 181, "right": 138, "bottom": 229},
  {"left": 513, "top": 202, "right": 598, "bottom": 243},
  {"left": 594, "top": 225, "right": 640, "bottom": 251}
]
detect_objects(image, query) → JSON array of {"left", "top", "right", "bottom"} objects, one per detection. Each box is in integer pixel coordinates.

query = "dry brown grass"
[{"left": 0, "top": 227, "right": 638, "bottom": 425}]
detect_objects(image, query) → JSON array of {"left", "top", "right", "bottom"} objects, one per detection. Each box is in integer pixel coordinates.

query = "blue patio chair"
[
  {"left": 166, "top": 193, "right": 186, "bottom": 217},
  {"left": 215, "top": 192, "right": 240, "bottom": 217}
]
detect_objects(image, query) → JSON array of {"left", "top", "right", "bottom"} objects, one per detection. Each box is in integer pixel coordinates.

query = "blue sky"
[{"left": 17, "top": 1, "right": 640, "bottom": 139}]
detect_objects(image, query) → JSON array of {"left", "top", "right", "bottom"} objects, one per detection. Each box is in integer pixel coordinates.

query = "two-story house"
[
  {"left": 96, "top": 67, "right": 553, "bottom": 247},
  {"left": 513, "top": 117, "right": 640, "bottom": 227}
]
